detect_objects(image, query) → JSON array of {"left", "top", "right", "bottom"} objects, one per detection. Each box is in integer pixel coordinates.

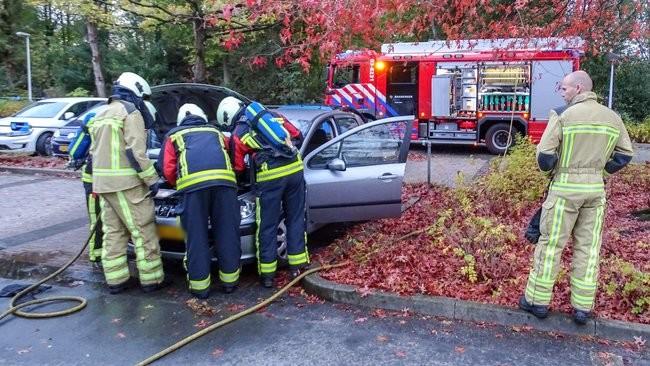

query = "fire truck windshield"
[{"left": 332, "top": 64, "right": 360, "bottom": 88}]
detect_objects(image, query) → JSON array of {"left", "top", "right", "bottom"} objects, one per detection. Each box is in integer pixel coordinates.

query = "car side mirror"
[
  {"left": 327, "top": 158, "right": 346, "bottom": 171},
  {"left": 63, "top": 112, "right": 75, "bottom": 120}
]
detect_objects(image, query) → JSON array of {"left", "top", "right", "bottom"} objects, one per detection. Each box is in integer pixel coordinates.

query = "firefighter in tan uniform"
[
  {"left": 89, "top": 72, "right": 168, "bottom": 294},
  {"left": 519, "top": 71, "right": 634, "bottom": 324}
]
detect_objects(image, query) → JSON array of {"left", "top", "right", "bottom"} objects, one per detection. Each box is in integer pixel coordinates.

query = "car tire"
[
  {"left": 485, "top": 123, "right": 516, "bottom": 155},
  {"left": 276, "top": 219, "right": 288, "bottom": 267},
  {"left": 35, "top": 132, "right": 53, "bottom": 156}
]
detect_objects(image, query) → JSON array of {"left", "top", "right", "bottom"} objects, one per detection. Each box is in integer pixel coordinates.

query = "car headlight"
[
  {"left": 67, "top": 132, "right": 77, "bottom": 139},
  {"left": 239, "top": 197, "right": 255, "bottom": 220},
  {"left": 9, "top": 122, "right": 32, "bottom": 137}
]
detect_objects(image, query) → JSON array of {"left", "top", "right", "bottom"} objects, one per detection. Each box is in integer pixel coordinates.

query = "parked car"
[
  {"left": 141, "top": 83, "right": 412, "bottom": 264},
  {"left": 0, "top": 97, "right": 106, "bottom": 155},
  {"left": 51, "top": 102, "right": 107, "bottom": 157}
]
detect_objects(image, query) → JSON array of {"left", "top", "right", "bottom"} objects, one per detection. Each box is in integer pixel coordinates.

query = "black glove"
[
  {"left": 66, "top": 159, "right": 85, "bottom": 171},
  {"left": 148, "top": 182, "right": 160, "bottom": 197}
]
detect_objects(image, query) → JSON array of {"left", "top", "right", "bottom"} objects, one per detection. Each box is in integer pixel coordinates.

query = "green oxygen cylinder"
[{"left": 513, "top": 95, "right": 518, "bottom": 111}]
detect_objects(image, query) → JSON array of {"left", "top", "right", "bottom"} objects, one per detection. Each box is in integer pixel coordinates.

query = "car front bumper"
[
  {"left": 51, "top": 139, "right": 71, "bottom": 157},
  {"left": 0, "top": 131, "right": 38, "bottom": 153}
]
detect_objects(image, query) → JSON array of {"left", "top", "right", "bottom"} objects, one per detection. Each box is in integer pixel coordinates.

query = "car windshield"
[
  {"left": 272, "top": 109, "right": 329, "bottom": 134},
  {"left": 15, "top": 102, "right": 67, "bottom": 118}
]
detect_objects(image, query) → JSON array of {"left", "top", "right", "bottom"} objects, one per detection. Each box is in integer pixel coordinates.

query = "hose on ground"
[
  {"left": 0, "top": 222, "right": 97, "bottom": 322},
  {"left": 136, "top": 261, "right": 349, "bottom": 366}
]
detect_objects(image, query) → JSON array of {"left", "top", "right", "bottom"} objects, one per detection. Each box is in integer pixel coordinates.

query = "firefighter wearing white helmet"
[
  {"left": 88, "top": 72, "right": 168, "bottom": 294},
  {"left": 216, "top": 96, "right": 246, "bottom": 129},
  {"left": 224, "top": 97, "right": 308, "bottom": 288},
  {"left": 158, "top": 103, "right": 242, "bottom": 298}
]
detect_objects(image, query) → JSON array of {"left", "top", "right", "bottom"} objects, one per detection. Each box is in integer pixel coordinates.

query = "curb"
[
  {"left": 0, "top": 165, "right": 79, "bottom": 178},
  {"left": 303, "top": 272, "right": 650, "bottom": 342}
]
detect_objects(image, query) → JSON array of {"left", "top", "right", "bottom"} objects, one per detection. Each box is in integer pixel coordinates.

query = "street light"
[
  {"left": 606, "top": 52, "right": 621, "bottom": 109},
  {"left": 16, "top": 32, "right": 32, "bottom": 102}
]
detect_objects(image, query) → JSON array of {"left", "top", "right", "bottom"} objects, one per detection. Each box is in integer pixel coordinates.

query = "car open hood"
[{"left": 149, "top": 83, "right": 251, "bottom": 138}]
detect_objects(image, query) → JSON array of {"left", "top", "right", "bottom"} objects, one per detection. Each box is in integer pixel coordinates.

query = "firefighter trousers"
[
  {"left": 255, "top": 170, "right": 309, "bottom": 277},
  {"left": 524, "top": 188, "right": 607, "bottom": 312},
  {"left": 83, "top": 182, "right": 103, "bottom": 262},
  {"left": 98, "top": 184, "right": 164, "bottom": 286},
  {"left": 179, "top": 186, "right": 241, "bottom": 294}
]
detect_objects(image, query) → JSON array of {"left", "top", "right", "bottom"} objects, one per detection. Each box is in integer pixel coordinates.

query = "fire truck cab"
[{"left": 325, "top": 37, "right": 584, "bottom": 154}]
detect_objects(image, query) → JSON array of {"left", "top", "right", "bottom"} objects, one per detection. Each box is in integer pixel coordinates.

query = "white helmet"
[
  {"left": 115, "top": 72, "right": 151, "bottom": 98},
  {"left": 144, "top": 101, "right": 157, "bottom": 119},
  {"left": 216, "top": 96, "right": 246, "bottom": 128},
  {"left": 177, "top": 103, "right": 207, "bottom": 125}
]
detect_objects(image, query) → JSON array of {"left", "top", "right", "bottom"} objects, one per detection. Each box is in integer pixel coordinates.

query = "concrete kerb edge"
[
  {"left": 0, "top": 165, "right": 80, "bottom": 178},
  {"left": 302, "top": 272, "right": 650, "bottom": 341}
]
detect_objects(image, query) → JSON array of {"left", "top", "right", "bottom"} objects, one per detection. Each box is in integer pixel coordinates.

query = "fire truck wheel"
[{"left": 485, "top": 123, "right": 515, "bottom": 155}]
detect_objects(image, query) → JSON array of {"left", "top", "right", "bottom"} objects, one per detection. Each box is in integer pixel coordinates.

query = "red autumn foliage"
[
  {"left": 317, "top": 163, "right": 650, "bottom": 324},
  {"left": 0, "top": 155, "right": 66, "bottom": 169},
  {"left": 212, "top": 0, "right": 649, "bottom": 70}
]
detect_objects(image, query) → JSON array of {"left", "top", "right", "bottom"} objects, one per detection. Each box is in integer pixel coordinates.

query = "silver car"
[{"left": 146, "top": 84, "right": 412, "bottom": 263}]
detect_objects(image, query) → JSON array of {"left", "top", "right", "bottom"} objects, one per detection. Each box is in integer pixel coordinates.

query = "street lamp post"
[
  {"left": 16, "top": 32, "right": 32, "bottom": 102},
  {"left": 606, "top": 52, "right": 620, "bottom": 110}
]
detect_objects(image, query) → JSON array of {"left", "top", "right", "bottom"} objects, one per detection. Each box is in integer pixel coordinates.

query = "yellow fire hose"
[
  {"left": 0, "top": 219, "right": 347, "bottom": 366},
  {"left": 0, "top": 221, "right": 96, "bottom": 322},
  {"left": 136, "top": 261, "right": 348, "bottom": 366}
]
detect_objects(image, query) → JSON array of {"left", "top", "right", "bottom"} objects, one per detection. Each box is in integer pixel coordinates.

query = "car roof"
[{"left": 34, "top": 97, "right": 106, "bottom": 103}]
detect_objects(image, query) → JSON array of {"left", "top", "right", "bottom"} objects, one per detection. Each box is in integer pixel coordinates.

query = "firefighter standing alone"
[
  {"left": 158, "top": 104, "right": 242, "bottom": 299},
  {"left": 89, "top": 72, "right": 167, "bottom": 294},
  {"left": 519, "top": 70, "right": 634, "bottom": 324},
  {"left": 217, "top": 97, "right": 310, "bottom": 288}
]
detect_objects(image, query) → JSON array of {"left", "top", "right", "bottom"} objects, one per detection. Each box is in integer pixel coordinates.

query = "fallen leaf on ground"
[
  {"left": 194, "top": 319, "right": 211, "bottom": 329},
  {"left": 17, "top": 348, "right": 31, "bottom": 355},
  {"left": 185, "top": 299, "right": 218, "bottom": 317},
  {"left": 226, "top": 303, "right": 246, "bottom": 313},
  {"left": 395, "top": 350, "right": 407, "bottom": 358},
  {"left": 116, "top": 332, "right": 126, "bottom": 339},
  {"left": 110, "top": 318, "right": 121, "bottom": 324},
  {"left": 70, "top": 281, "right": 84, "bottom": 287},
  {"left": 455, "top": 346, "right": 465, "bottom": 354},
  {"left": 376, "top": 335, "right": 389, "bottom": 342},
  {"left": 211, "top": 348, "right": 224, "bottom": 358},
  {"left": 354, "top": 317, "right": 368, "bottom": 323}
]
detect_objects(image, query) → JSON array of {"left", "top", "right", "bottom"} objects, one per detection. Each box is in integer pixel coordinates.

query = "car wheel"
[
  {"left": 276, "top": 220, "right": 288, "bottom": 265},
  {"left": 36, "top": 132, "right": 53, "bottom": 156},
  {"left": 485, "top": 123, "right": 515, "bottom": 155}
]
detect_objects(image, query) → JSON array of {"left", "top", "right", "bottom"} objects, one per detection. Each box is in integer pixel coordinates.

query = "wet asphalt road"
[{"left": 1, "top": 150, "right": 650, "bottom": 365}]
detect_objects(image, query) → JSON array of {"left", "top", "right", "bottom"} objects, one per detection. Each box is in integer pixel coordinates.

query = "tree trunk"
[
  {"left": 222, "top": 56, "right": 230, "bottom": 86},
  {"left": 86, "top": 21, "right": 106, "bottom": 97},
  {"left": 192, "top": 18, "right": 207, "bottom": 83}
]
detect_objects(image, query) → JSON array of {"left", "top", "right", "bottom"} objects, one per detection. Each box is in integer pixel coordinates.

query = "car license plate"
[
  {"left": 59, "top": 145, "right": 68, "bottom": 152},
  {"left": 157, "top": 225, "right": 185, "bottom": 241}
]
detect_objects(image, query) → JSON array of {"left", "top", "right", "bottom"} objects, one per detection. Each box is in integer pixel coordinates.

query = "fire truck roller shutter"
[{"left": 530, "top": 60, "right": 574, "bottom": 121}]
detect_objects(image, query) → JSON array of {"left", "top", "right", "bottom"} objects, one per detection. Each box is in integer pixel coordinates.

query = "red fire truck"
[{"left": 325, "top": 37, "right": 584, "bottom": 154}]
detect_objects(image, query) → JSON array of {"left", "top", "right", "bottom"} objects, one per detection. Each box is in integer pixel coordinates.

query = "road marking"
[{"left": 0, "top": 217, "right": 88, "bottom": 249}]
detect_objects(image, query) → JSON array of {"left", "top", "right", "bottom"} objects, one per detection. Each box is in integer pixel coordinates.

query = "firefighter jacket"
[
  {"left": 89, "top": 97, "right": 159, "bottom": 193},
  {"left": 159, "top": 115, "right": 237, "bottom": 193},
  {"left": 69, "top": 114, "right": 96, "bottom": 184},
  {"left": 536, "top": 91, "right": 634, "bottom": 191},
  {"left": 231, "top": 113, "right": 304, "bottom": 183}
]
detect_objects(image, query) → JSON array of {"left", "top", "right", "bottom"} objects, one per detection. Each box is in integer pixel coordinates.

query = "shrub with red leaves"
[{"left": 318, "top": 141, "right": 650, "bottom": 324}]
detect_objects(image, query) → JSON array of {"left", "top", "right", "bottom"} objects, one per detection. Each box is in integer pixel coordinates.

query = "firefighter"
[
  {"left": 217, "top": 96, "right": 309, "bottom": 288},
  {"left": 519, "top": 71, "right": 634, "bottom": 324},
  {"left": 69, "top": 101, "right": 159, "bottom": 264},
  {"left": 89, "top": 72, "right": 168, "bottom": 294},
  {"left": 158, "top": 103, "right": 241, "bottom": 299},
  {"left": 69, "top": 112, "right": 102, "bottom": 263}
]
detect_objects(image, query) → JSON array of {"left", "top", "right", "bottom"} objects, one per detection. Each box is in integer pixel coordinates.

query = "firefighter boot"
[
  {"left": 141, "top": 278, "right": 173, "bottom": 294},
  {"left": 289, "top": 264, "right": 310, "bottom": 279},
  {"left": 108, "top": 278, "right": 136, "bottom": 295},
  {"left": 518, "top": 296, "right": 549, "bottom": 319},
  {"left": 573, "top": 309, "right": 591, "bottom": 325},
  {"left": 260, "top": 275, "right": 274, "bottom": 289}
]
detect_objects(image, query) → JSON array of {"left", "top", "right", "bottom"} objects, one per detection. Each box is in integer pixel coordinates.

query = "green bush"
[
  {"left": 65, "top": 87, "right": 92, "bottom": 97},
  {"left": 0, "top": 100, "right": 29, "bottom": 118},
  {"left": 625, "top": 116, "right": 650, "bottom": 144},
  {"left": 479, "top": 136, "right": 548, "bottom": 207}
]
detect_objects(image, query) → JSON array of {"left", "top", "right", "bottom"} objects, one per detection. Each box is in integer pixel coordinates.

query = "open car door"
[{"left": 303, "top": 116, "right": 413, "bottom": 224}]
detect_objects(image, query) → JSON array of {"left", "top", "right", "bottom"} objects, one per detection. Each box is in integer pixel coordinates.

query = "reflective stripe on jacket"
[
  {"left": 89, "top": 98, "right": 158, "bottom": 193},
  {"left": 159, "top": 116, "right": 236, "bottom": 193}
]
